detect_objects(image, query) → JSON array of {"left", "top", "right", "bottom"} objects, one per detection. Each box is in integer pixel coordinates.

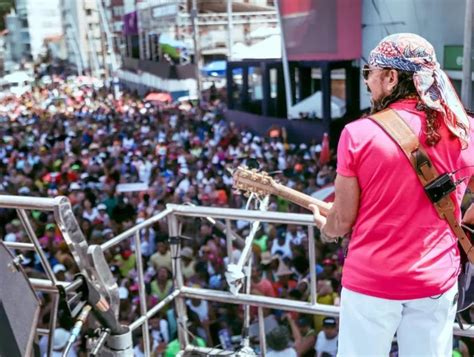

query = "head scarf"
[{"left": 369, "top": 33, "right": 470, "bottom": 149}]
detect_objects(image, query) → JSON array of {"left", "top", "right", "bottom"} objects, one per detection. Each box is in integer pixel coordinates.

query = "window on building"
[
  {"left": 114, "top": 37, "right": 122, "bottom": 52},
  {"left": 20, "top": 31, "right": 30, "bottom": 42},
  {"left": 131, "top": 35, "right": 140, "bottom": 59},
  {"left": 114, "top": 21, "right": 122, "bottom": 32},
  {"left": 43, "top": 9, "right": 57, "bottom": 16},
  {"left": 249, "top": 67, "right": 263, "bottom": 101},
  {"left": 149, "top": 33, "right": 159, "bottom": 61},
  {"left": 113, "top": 6, "right": 124, "bottom": 17},
  {"left": 331, "top": 69, "right": 346, "bottom": 98},
  {"left": 232, "top": 67, "right": 243, "bottom": 107},
  {"left": 270, "top": 68, "right": 277, "bottom": 99}
]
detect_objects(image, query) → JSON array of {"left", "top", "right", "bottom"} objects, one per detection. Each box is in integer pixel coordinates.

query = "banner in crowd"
[{"left": 278, "top": 0, "right": 361, "bottom": 61}]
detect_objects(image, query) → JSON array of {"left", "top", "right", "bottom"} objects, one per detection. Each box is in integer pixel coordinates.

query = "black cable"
[
  {"left": 449, "top": 165, "right": 474, "bottom": 188},
  {"left": 453, "top": 176, "right": 468, "bottom": 186},
  {"left": 450, "top": 165, "right": 474, "bottom": 176}
]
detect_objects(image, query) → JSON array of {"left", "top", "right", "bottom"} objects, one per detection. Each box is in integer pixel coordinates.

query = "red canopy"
[{"left": 144, "top": 92, "right": 172, "bottom": 103}]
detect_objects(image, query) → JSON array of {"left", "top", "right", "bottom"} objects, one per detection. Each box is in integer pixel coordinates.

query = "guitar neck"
[{"left": 272, "top": 182, "right": 332, "bottom": 216}]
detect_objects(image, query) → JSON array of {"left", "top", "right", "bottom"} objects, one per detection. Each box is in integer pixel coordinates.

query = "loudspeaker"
[{"left": 0, "top": 241, "right": 41, "bottom": 357}]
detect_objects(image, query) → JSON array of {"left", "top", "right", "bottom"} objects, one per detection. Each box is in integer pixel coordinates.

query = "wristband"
[{"left": 320, "top": 227, "right": 339, "bottom": 243}]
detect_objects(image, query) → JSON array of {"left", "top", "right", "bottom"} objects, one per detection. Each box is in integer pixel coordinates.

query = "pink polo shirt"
[{"left": 338, "top": 99, "right": 474, "bottom": 299}]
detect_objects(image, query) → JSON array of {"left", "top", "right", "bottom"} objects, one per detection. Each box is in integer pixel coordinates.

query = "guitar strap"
[{"left": 370, "top": 108, "right": 474, "bottom": 264}]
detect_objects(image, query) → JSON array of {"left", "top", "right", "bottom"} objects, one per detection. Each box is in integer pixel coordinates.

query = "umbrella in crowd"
[{"left": 145, "top": 92, "right": 173, "bottom": 103}]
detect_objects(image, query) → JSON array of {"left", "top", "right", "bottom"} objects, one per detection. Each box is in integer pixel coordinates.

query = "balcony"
[{"left": 121, "top": 56, "right": 196, "bottom": 80}]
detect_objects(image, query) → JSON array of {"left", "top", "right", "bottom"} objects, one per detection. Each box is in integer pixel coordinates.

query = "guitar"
[
  {"left": 233, "top": 166, "right": 474, "bottom": 313},
  {"left": 232, "top": 166, "right": 333, "bottom": 216}
]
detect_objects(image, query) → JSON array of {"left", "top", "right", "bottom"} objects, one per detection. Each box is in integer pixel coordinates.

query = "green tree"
[{"left": 0, "top": 0, "right": 14, "bottom": 30}]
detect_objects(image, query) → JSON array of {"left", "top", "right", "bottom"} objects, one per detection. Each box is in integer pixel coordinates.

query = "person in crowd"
[
  {"left": 186, "top": 290, "right": 215, "bottom": 345},
  {"left": 82, "top": 198, "right": 98, "bottom": 222},
  {"left": 114, "top": 248, "right": 136, "bottom": 278},
  {"left": 314, "top": 317, "right": 338, "bottom": 357},
  {"left": 251, "top": 264, "right": 276, "bottom": 297},
  {"left": 285, "top": 314, "right": 317, "bottom": 357},
  {"left": 39, "top": 223, "right": 61, "bottom": 250},
  {"left": 260, "top": 251, "right": 279, "bottom": 282},
  {"left": 180, "top": 246, "right": 197, "bottom": 281},
  {"left": 164, "top": 308, "right": 207, "bottom": 357},
  {"left": 272, "top": 258, "right": 297, "bottom": 298},
  {"left": 310, "top": 33, "right": 474, "bottom": 355},
  {"left": 270, "top": 230, "right": 293, "bottom": 261},
  {"left": 150, "top": 238, "right": 172, "bottom": 272},
  {"left": 313, "top": 279, "right": 340, "bottom": 333},
  {"left": 265, "top": 325, "right": 297, "bottom": 357},
  {"left": 39, "top": 327, "right": 77, "bottom": 357},
  {"left": 150, "top": 266, "right": 173, "bottom": 302},
  {"left": 452, "top": 336, "right": 470, "bottom": 357},
  {"left": 253, "top": 230, "right": 269, "bottom": 253}
]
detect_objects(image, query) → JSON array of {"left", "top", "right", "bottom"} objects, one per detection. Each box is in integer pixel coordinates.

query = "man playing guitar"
[{"left": 309, "top": 33, "right": 474, "bottom": 356}]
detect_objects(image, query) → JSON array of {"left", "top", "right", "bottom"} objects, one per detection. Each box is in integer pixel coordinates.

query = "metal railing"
[{"left": 0, "top": 195, "right": 473, "bottom": 357}]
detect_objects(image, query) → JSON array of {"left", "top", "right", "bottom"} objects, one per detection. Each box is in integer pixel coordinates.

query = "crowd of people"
[{"left": 0, "top": 74, "right": 471, "bottom": 356}]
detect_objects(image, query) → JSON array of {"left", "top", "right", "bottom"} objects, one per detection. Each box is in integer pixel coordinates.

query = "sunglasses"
[{"left": 361, "top": 64, "right": 389, "bottom": 80}]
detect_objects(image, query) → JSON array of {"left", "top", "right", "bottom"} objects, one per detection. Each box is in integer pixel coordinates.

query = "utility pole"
[
  {"left": 67, "top": 27, "right": 83, "bottom": 75},
  {"left": 191, "top": 0, "right": 202, "bottom": 101},
  {"left": 227, "top": 0, "right": 233, "bottom": 60},
  {"left": 67, "top": 13, "right": 85, "bottom": 75},
  {"left": 86, "top": 27, "right": 101, "bottom": 79},
  {"left": 462, "top": 0, "right": 473, "bottom": 108},
  {"left": 96, "top": 0, "right": 121, "bottom": 99},
  {"left": 100, "top": 26, "right": 109, "bottom": 82},
  {"left": 274, "top": 0, "right": 292, "bottom": 118}
]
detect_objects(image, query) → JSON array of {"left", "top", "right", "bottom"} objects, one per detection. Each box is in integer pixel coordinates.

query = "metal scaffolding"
[{"left": 1, "top": 195, "right": 472, "bottom": 356}]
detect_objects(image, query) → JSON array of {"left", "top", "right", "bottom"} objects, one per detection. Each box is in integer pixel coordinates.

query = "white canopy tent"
[
  {"left": 4, "top": 71, "right": 34, "bottom": 85},
  {"left": 288, "top": 91, "right": 346, "bottom": 120},
  {"left": 232, "top": 35, "right": 281, "bottom": 60},
  {"left": 3, "top": 71, "right": 34, "bottom": 96},
  {"left": 249, "top": 26, "right": 280, "bottom": 39}
]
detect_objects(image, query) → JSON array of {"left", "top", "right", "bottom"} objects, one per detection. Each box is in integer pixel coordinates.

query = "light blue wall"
[{"left": 360, "top": 0, "right": 468, "bottom": 109}]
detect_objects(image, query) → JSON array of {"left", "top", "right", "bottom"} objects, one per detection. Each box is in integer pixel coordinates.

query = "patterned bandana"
[{"left": 369, "top": 33, "right": 470, "bottom": 149}]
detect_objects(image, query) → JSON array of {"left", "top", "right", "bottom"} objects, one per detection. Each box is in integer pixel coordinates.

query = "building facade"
[
  {"left": 5, "top": 9, "right": 21, "bottom": 63},
  {"left": 62, "top": 0, "right": 107, "bottom": 77},
  {"left": 103, "top": 0, "right": 132, "bottom": 58},
  {"left": 133, "top": 0, "right": 277, "bottom": 63},
  {"left": 6, "top": 0, "right": 63, "bottom": 62},
  {"left": 118, "top": 0, "right": 277, "bottom": 97}
]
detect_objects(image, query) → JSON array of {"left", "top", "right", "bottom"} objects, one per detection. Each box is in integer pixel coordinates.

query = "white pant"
[{"left": 337, "top": 284, "right": 458, "bottom": 357}]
